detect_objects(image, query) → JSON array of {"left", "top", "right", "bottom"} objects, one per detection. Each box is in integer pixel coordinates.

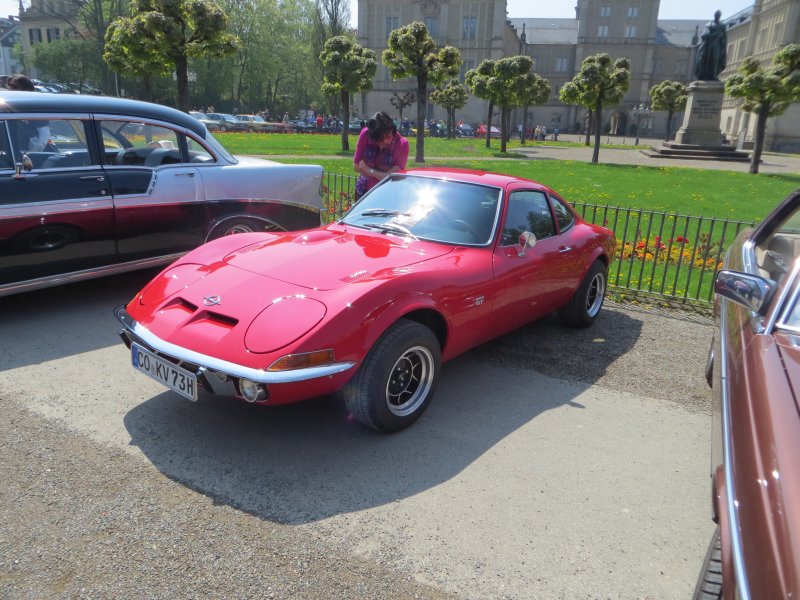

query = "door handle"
[
  {"left": 80, "top": 175, "right": 105, "bottom": 181},
  {"left": 559, "top": 246, "right": 572, "bottom": 253},
  {"left": 174, "top": 172, "right": 195, "bottom": 177}
]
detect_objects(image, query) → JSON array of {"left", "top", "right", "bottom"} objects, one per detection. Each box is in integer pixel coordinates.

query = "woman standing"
[{"left": 353, "top": 111, "right": 409, "bottom": 199}]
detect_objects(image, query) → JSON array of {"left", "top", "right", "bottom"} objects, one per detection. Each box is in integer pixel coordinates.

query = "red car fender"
[{"left": 352, "top": 291, "right": 447, "bottom": 362}]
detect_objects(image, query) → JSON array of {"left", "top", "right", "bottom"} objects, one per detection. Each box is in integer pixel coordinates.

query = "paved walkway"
[{"left": 509, "top": 134, "right": 800, "bottom": 175}]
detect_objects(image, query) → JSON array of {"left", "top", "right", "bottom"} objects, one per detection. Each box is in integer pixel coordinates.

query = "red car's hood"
[{"left": 222, "top": 227, "right": 454, "bottom": 290}]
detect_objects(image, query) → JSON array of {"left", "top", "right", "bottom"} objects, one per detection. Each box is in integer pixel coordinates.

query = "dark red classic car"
[
  {"left": 116, "top": 168, "right": 615, "bottom": 432},
  {"left": 696, "top": 189, "right": 800, "bottom": 599}
]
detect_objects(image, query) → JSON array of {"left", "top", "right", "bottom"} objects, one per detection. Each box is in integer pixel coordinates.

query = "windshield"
[{"left": 341, "top": 175, "right": 502, "bottom": 246}]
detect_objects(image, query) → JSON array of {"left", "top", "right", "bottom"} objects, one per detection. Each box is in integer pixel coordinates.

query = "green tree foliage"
[
  {"left": 465, "top": 59, "right": 496, "bottom": 148},
  {"left": 725, "top": 44, "right": 800, "bottom": 174},
  {"left": 104, "top": 0, "right": 239, "bottom": 110},
  {"left": 320, "top": 36, "right": 377, "bottom": 151},
  {"left": 32, "top": 38, "right": 101, "bottom": 90},
  {"left": 390, "top": 90, "right": 415, "bottom": 121},
  {"left": 430, "top": 79, "right": 468, "bottom": 139},
  {"left": 560, "top": 53, "right": 631, "bottom": 164},
  {"left": 649, "top": 80, "right": 688, "bottom": 142},
  {"left": 516, "top": 71, "right": 551, "bottom": 147},
  {"left": 382, "top": 21, "right": 461, "bottom": 163},
  {"left": 311, "top": 0, "right": 351, "bottom": 115}
]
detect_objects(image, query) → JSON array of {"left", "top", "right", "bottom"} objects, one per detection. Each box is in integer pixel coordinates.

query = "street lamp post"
[{"left": 633, "top": 103, "right": 651, "bottom": 146}]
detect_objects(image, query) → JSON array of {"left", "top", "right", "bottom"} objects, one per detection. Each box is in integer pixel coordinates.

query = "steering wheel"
[{"left": 446, "top": 219, "right": 481, "bottom": 242}]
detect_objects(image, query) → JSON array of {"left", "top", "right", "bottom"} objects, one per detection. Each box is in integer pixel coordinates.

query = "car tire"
[
  {"left": 558, "top": 260, "right": 607, "bottom": 328},
  {"left": 14, "top": 224, "right": 79, "bottom": 252},
  {"left": 220, "top": 125, "right": 227, "bottom": 132},
  {"left": 692, "top": 526, "right": 723, "bottom": 600},
  {"left": 208, "top": 217, "right": 281, "bottom": 239},
  {"left": 342, "top": 319, "right": 441, "bottom": 432}
]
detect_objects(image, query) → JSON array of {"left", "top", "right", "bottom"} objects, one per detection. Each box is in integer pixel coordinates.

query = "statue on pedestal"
[{"left": 694, "top": 10, "right": 727, "bottom": 81}]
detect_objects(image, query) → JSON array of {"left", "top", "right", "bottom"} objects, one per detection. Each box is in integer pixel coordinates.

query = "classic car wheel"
[
  {"left": 209, "top": 218, "right": 282, "bottom": 239},
  {"left": 692, "top": 526, "right": 723, "bottom": 600},
  {"left": 559, "top": 260, "right": 607, "bottom": 327},
  {"left": 343, "top": 319, "right": 441, "bottom": 432},
  {"left": 220, "top": 125, "right": 228, "bottom": 132},
  {"left": 14, "top": 225, "right": 79, "bottom": 252}
]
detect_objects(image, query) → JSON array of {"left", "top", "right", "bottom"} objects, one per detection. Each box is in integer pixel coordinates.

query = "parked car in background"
[
  {"left": 189, "top": 111, "right": 220, "bottom": 132},
  {"left": 204, "top": 112, "right": 245, "bottom": 132},
  {"left": 455, "top": 123, "right": 475, "bottom": 138},
  {"left": 475, "top": 124, "right": 502, "bottom": 139},
  {"left": 697, "top": 188, "right": 800, "bottom": 599},
  {"left": 116, "top": 168, "right": 615, "bottom": 433},
  {"left": 236, "top": 114, "right": 271, "bottom": 132},
  {"left": 0, "top": 91, "right": 324, "bottom": 297}
]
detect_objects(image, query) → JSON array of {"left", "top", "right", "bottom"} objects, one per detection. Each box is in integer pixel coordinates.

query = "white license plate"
[{"left": 131, "top": 343, "right": 198, "bottom": 401}]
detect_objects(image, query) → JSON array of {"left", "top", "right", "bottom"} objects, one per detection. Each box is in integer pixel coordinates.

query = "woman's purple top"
[{"left": 353, "top": 128, "right": 409, "bottom": 194}]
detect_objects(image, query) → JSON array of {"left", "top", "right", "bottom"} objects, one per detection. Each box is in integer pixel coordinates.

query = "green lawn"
[{"left": 216, "top": 132, "right": 800, "bottom": 223}]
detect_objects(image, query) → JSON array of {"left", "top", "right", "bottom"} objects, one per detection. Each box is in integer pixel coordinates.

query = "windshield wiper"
[
  {"left": 347, "top": 208, "right": 411, "bottom": 220},
  {"left": 361, "top": 222, "right": 419, "bottom": 240}
]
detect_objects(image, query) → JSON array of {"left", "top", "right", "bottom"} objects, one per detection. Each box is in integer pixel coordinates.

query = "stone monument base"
[{"left": 644, "top": 80, "right": 750, "bottom": 162}]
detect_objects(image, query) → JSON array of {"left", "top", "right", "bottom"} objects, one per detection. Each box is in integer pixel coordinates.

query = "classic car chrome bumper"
[{"left": 115, "top": 305, "right": 355, "bottom": 385}]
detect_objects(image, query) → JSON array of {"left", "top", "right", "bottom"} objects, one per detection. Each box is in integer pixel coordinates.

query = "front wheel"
[
  {"left": 342, "top": 319, "right": 441, "bottom": 432},
  {"left": 559, "top": 260, "right": 607, "bottom": 328}
]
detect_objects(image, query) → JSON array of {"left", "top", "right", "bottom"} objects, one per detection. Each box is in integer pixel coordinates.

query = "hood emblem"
[{"left": 203, "top": 295, "right": 222, "bottom": 306}]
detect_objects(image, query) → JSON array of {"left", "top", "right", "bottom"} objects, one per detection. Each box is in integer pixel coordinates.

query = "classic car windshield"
[{"left": 341, "top": 175, "right": 501, "bottom": 246}]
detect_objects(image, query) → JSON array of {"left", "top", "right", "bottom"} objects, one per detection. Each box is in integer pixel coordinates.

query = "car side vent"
[
  {"left": 162, "top": 297, "right": 198, "bottom": 313},
  {"left": 204, "top": 312, "right": 239, "bottom": 328},
  {"left": 340, "top": 269, "right": 372, "bottom": 284}
]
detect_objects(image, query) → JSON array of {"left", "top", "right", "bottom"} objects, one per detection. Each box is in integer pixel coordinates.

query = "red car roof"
[{"left": 403, "top": 167, "right": 551, "bottom": 191}]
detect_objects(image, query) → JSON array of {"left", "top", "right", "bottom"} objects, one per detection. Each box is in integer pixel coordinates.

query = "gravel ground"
[{"left": 0, "top": 288, "right": 713, "bottom": 599}]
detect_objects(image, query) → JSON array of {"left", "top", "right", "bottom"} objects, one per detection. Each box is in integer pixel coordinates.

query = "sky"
[{"left": 1, "top": 0, "right": 753, "bottom": 30}]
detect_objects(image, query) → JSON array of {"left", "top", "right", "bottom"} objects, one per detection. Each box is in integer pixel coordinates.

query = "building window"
[
  {"left": 599, "top": 6, "right": 611, "bottom": 17},
  {"left": 624, "top": 25, "right": 636, "bottom": 38},
  {"left": 424, "top": 17, "right": 439, "bottom": 38},
  {"left": 653, "top": 58, "right": 663, "bottom": 74},
  {"left": 675, "top": 60, "right": 687, "bottom": 75},
  {"left": 46, "top": 27, "right": 60, "bottom": 42},
  {"left": 462, "top": 16, "right": 477, "bottom": 39},
  {"left": 598, "top": 25, "right": 609, "bottom": 37},
  {"left": 627, "top": 6, "right": 638, "bottom": 17},
  {"left": 385, "top": 16, "right": 399, "bottom": 37},
  {"left": 28, "top": 28, "right": 42, "bottom": 44},
  {"left": 460, "top": 59, "right": 475, "bottom": 82},
  {"left": 555, "top": 57, "right": 568, "bottom": 72}
]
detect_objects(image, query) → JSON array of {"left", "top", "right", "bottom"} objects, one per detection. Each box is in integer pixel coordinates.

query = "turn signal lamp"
[{"left": 268, "top": 349, "right": 335, "bottom": 371}]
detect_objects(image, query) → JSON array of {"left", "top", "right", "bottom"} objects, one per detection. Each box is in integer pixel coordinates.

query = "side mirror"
[
  {"left": 715, "top": 270, "right": 774, "bottom": 315},
  {"left": 518, "top": 231, "right": 537, "bottom": 257}
]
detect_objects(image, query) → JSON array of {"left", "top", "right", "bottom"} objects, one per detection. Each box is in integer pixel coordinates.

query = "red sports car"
[{"left": 116, "top": 168, "right": 616, "bottom": 432}]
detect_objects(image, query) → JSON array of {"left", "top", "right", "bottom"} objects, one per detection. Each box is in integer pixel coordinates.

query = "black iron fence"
[{"left": 321, "top": 173, "right": 755, "bottom": 307}]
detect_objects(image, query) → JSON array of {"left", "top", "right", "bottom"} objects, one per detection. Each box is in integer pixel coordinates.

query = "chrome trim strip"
[
  {"left": 719, "top": 297, "right": 752, "bottom": 600},
  {"left": 0, "top": 253, "right": 184, "bottom": 297},
  {"left": 771, "top": 260, "right": 800, "bottom": 334},
  {"left": 0, "top": 197, "right": 112, "bottom": 217},
  {"left": 115, "top": 306, "right": 356, "bottom": 384}
]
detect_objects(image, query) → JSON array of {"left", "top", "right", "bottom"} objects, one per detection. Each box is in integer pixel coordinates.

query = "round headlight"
[{"left": 239, "top": 379, "right": 267, "bottom": 403}]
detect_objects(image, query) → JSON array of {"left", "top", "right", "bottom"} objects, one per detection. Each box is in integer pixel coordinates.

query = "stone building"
[
  {"left": 357, "top": 0, "right": 800, "bottom": 150},
  {"left": 0, "top": 15, "right": 22, "bottom": 77},
  {"left": 16, "top": 0, "right": 81, "bottom": 80}
]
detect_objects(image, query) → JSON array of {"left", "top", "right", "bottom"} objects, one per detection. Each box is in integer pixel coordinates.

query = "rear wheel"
[
  {"left": 559, "top": 260, "right": 607, "bottom": 328},
  {"left": 342, "top": 319, "right": 441, "bottom": 432},
  {"left": 692, "top": 527, "right": 723, "bottom": 600},
  {"left": 208, "top": 217, "right": 282, "bottom": 240}
]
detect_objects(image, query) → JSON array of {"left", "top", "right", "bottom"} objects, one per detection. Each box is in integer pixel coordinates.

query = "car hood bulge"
[{"left": 222, "top": 227, "right": 454, "bottom": 290}]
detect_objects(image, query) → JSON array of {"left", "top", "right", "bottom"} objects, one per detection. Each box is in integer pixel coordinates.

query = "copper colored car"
[{"left": 697, "top": 189, "right": 800, "bottom": 599}]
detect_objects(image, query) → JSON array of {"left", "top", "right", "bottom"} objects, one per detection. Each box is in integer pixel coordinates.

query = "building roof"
[
  {"left": 509, "top": 18, "right": 578, "bottom": 45},
  {"left": 655, "top": 20, "right": 708, "bottom": 46}
]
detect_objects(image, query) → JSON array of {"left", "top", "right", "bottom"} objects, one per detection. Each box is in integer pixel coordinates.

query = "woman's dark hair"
[
  {"left": 367, "top": 111, "right": 397, "bottom": 141},
  {"left": 7, "top": 75, "right": 36, "bottom": 91}
]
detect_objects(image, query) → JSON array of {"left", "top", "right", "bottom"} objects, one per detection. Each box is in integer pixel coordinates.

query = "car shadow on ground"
[
  {"left": 0, "top": 269, "right": 160, "bottom": 372},
  {"left": 123, "top": 308, "right": 643, "bottom": 525}
]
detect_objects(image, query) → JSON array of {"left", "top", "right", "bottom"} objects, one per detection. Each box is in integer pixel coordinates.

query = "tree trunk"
[
  {"left": 665, "top": 109, "right": 674, "bottom": 142},
  {"left": 340, "top": 89, "right": 350, "bottom": 152},
  {"left": 592, "top": 104, "right": 602, "bottom": 163},
  {"left": 521, "top": 105, "right": 528, "bottom": 146},
  {"left": 485, "top": 101, "right": 493, "bottom": 148},
  {"left": 500, "top": 107, "right": 508, "bottom": 153},
  {"left": 750, "top": 108, "right": 769, "bottom": 175},
  {"left": 176, "top": 52, "right": 189, "bottom": 111},
  {"left": 584, "top": 111, "right": 592, "bottom": 146},
  {"left": 416, "top": 75, "right": 427, "bottom": 163}
]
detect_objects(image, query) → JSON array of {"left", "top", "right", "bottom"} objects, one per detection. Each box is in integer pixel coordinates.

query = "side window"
[
  {"left": 0, "top": 121, "right": 13, "bottom": 170},
  {"left": 187, "top": 136, "right": 215, "bottom": 163},
  {"left": 7, "top": 118, "right": 92, "bottom": 169},
  {"left": 551, "top": 196, "right": 575, "bottom": 231},
  {"left": 755, "top": 206, "right": 800, "bottom": 282},
  {"left": 501, "top": 191, "right": 555, "bottom": 246},
  {"left": 98, "top": 120, "right": 182, "bottom": 167}
]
